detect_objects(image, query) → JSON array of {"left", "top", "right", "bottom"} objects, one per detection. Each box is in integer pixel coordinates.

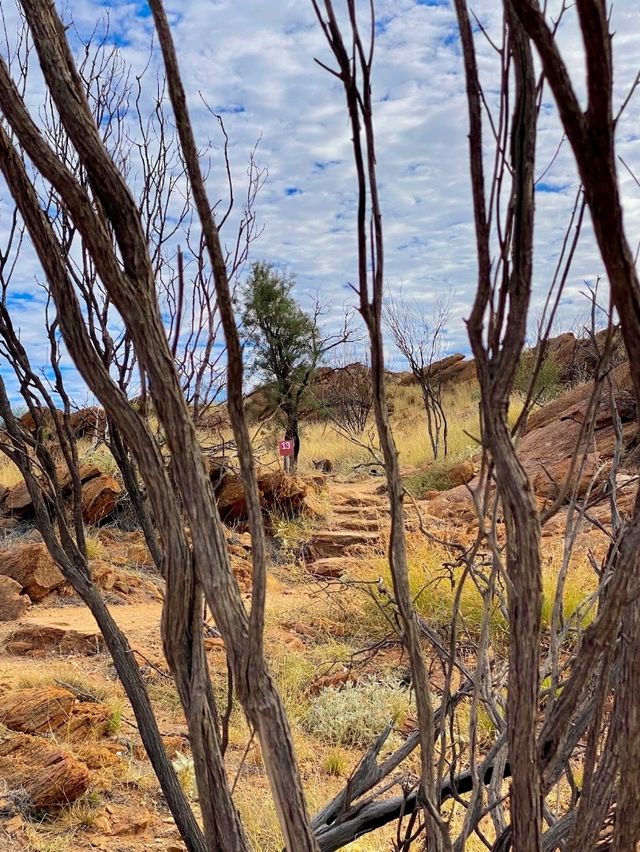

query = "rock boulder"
[
  {"left": 422, "top": 363, "right": 636, "bottom": 521},
  {"left": 0, "top": 732, "right": 90, "bottom": 809},
  {"left": 519, "top": 362, "right": 635, "bottom": 499},
  {"left": 259, "top": 470, "right": 308, "bottom": 516},
  {"left": 4, "top": 625, "right": 105, "bottom": 656},
  {"left": 81, "top": 475, "right": 122, "bottom": 525},
  {"left": 0, "top": 576, "right": 30, "bottom": 621},
  {"left": 0, "top": 542, "right": 65, "bottom": 601},
  {"left": 0, "top": 686, "right": 111, "bottom": 741},
  {"left": 447, "top": 460, "right": 475, "bottom": 487},
  {"left": 2, "top": 480, "right": 34, "bottom": 517},
  {"left": 1, "top": 462, "right": 104, "bottom": 519},
  {"left": 69, "top": 407, "right": 106, "bottom": 439},
  {"left": 212, "top": 466, "right": 316, "bottom": 525}
]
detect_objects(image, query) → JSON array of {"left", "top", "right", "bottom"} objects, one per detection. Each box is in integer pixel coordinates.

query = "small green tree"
[{"left": 241, "top": 261, "right": 334, "bottom": 469}]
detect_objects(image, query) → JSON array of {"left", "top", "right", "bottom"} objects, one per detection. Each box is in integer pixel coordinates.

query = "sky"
[{"left": 0, "top": 0, "right": 639, "bottom": 404}]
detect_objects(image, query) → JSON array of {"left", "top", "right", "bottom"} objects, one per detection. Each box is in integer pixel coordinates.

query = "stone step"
[
  {"left": 307, "top": 529, "right": 381, "bottom": 559},
  {"left": 330, "top": 505, "right": 386, "bottom": 521},
  {"left": 331, "top": 517, "right": 382, "bottom": 532},
  {"left": 305, "top": 556, "right": 361, "bottom": 579},
  {"left": 330, "top": 491, "right": 386, "bottom": 508}
]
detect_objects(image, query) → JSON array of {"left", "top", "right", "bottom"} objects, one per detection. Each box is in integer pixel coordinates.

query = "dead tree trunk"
[
  {"left": 508, "top": 3, "right": 640, "bottom": 848},
  {"left": 148, "top": 3, "right": 316, "bottom": 846},
  {"left": 453, "top": 2, "right": 542, "bottom": 849},
  {"left": 312, "top": 3, "right": 450, "bottom": 850}
]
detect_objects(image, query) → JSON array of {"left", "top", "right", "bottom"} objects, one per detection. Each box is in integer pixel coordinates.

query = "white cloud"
[{"left": 0, "top": 0, "right": 639, "bottom": 404}]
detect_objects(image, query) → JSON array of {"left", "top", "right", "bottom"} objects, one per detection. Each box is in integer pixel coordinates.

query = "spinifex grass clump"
[{"left": 403, "top": 460, "right": 463, "bottom": 495}]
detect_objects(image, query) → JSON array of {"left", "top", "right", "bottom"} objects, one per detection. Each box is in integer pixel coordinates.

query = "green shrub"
[
  {"left": 403, "top": 461, "right": 458, "bottom": 496},
  {"left": 514, "top": 349, "right": 562, "bottom": 403}
]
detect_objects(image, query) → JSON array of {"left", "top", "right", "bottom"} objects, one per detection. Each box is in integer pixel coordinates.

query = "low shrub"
[
  {"left": 403, "top": 462, "right": 459, "bottom": 496},
  {"left": 303, "top": 676, "right": 412, "bottom": 747}
]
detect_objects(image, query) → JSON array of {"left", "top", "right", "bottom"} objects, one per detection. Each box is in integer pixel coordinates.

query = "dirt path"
[
  {"left": 13, "top": 600, "right": 163, "bottom": 635},
  {"left": 0, "top": 600, "right": 164, "bottom": 661},
  {"left": 0, "top": 476, "right": 386, "bottom": 641}
]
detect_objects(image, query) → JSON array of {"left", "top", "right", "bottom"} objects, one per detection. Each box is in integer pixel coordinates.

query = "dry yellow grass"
[
  {"left": 329, "top": 529, "right": 597, "bottom": 647},
  {"left": 249, "top": 380, "right": 488, "bottom": 475},
  {"left": 0, "top": 377, "right": 509, "bottom": 490},
  {"left": 295, "top": 381, "right": 523, "bottom": 475},
  {"left": 0, "top": 452, "right": 24, "bottom": 488},
  {"left": 234, "top": 775, "right": 396, "bottom": 851}
]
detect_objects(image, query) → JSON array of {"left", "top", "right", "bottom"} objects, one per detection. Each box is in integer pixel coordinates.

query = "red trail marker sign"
[{"left": 279, "top": 439, "right": 294, "bottom": 457}]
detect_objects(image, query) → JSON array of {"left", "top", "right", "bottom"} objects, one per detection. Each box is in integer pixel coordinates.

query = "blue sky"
[{"left": 0, "top": 0, "right": 639, "bottom": 404}]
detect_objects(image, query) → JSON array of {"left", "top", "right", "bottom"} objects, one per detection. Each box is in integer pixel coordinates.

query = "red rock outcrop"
[
  {"left": 69, "top": 407, "right": 106, "bottom": 439},
  {"left": 0, "top": 576, "right": 30, "bottom": 621},
  {"left": 17, "top": 407, "right": 60, "bottom": 434},
  {"left": 0, "top": 686, "right": 111, "bottom": 740},
  {"left": 518, "top": 362, "right": 635, "bottom": 498},
  {"left": 1, "top": 462, "right": 103, "bottom": 519},
  {"left": 2, "top": 480, "right": 34, "bottom": 517},
  {"left": 211, "top": 465, "right": 319, "bottom": 525},
  {"left": 424, "top": 363, "right": 636, "bottom": 522},
  {"left": 447, "top": 460, "right": 475, "bottom": 487},
  {"left": 398, "top": 353, "right": 477, "bottom": 388},
  {"left": 0, "top": 542, "right": 65, "bottom": 601},
  {"left": 4, "top": 625, "right": 105, "bottom": 656},
  {"left": 81, "top": 474, "right": 122, "bottom": 525},
  {"left": 0, "top": 732, "right": 90, "bottom": 808}
]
